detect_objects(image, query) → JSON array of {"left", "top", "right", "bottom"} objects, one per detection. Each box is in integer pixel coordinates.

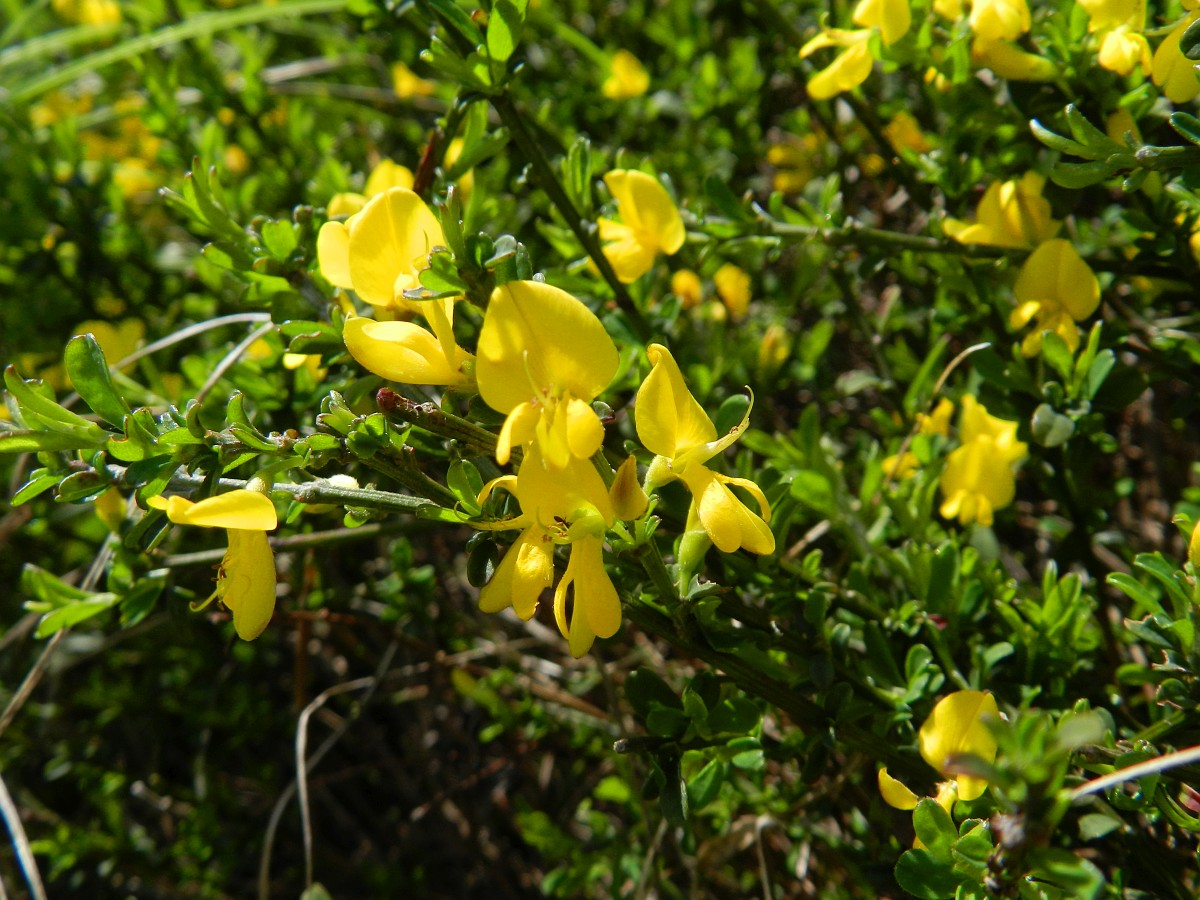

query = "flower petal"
[
  {"left": 347, "top": 188, "right": 444, "bottom": 309},
  {"left": 342, "top": 316, "right": 470, "bottom": 386},
  {"left": 603, "top": 170, "right": 685, "bottom": 255},
  {"left": 635, "top": 343, "right": 717, "bottom": 460},
  {"left": 476, "top": 281, "right": 619, "bottom": 414},
  {"left": 220, "top": 529, "right": 277, "bottom": 640},
  {"left": 918, "top": 690, "right": 1000, "bottom": 801},
  {"left": 149, "top": 489, "right": 277, "bottom": 531},
  {"left": 878, "top": 767, "right": 920, "bottom": 810}
]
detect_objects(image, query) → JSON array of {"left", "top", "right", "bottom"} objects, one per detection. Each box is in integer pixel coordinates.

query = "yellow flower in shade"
[
  {"left": 971, "top": 40, "right": 1057, "bottom": 81},
  {"left": 800, "top": 29, "right": 874, "bottom": 100},
  {"left": 317, "top": 187, "right": 441, "bottom": 308},
  {"left": 853, "top": 0, "right": 912, "bottom": 46},
  {"left": 342, "top": 302, "right": 474, "bottom": 388},
  {"left": 884, "top": 112, "right": 932, "bottom": 155},
  {"left": 392, "top": 62, "right": 438, "bottom": 99},
  {"left": 603, "top": 50, "right": 650, "bottom": 99},
  {"left": 599, "top": 171, "right": 686, "bottom": 283},
  {"left": 72, "top": 318, "right": 145, "bottom": 371},
  {"left": 1010, "top": 239, "right": 1101, "bottom": 356},
  {"left": 149, "top": 490, "right": 278, "bottom": 641},
  {"left": 671, "top": 269, "right": 704, "bottom": 308},
  {"left": 477, "top": 443, "right": 624, "bottom": 657},
  {"left": 879, "top": 690, "right": 1001, "bottom": 816},
  {"left": 1153, "top": 11, "right": 1200, "bottom": 104},
  {"left": 944, "top": 173, "right": 1059, "bottom": 249},
  {"left": 968, "top": 0, "right": 1030, "bottom": 46},
  {"left": 713, "top": 263, "right": 751, "bottom": 320},
  {"left": 636, "top": 344, "right": 774, "bottom": 555},
  {"left": 476, "top": 281, "right": 618, "bottom": 470},
  {"left": 939, "top": 396, "right": 1028, "bottom": 527}
]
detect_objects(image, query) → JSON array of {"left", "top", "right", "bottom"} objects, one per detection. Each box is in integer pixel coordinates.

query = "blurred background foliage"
[{"left": 3, "top": 0, "right": 1200, "bottom": 897}]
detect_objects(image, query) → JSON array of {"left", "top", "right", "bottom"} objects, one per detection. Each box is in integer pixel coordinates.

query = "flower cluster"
[
  {"left": 314, "top": 171, "right": 773, "bottom": 656},
  {"left": 946, "top": 173, "right": 1100, "bottom": 356},
  {"left": 800, "top": 0, "right": 912, "bottom": 99}
]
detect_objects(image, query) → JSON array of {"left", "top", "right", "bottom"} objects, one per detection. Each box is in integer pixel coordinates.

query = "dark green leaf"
[{"left": 65, "top": 334, "right": 130, "bottom": 426}]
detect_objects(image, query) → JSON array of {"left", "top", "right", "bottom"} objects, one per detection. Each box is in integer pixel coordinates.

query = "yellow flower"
[
  {"left": 883, "top": 112, "right": 932, "bottom": 155},
  {"left": 671, "top": 269, "right": 704, "bottom": 308},
  {"left": 476, "top": 443, "right": 622, "bottom": 657},
  {"left": 392, "top": 62, "right": 438, "bottom": 99},
  {"left": 880, "top": 690, "right": 1001, "bottom": 816},
  {"left": 1010, "top": 239, "right": 1100, "bottom": 356},
  {"left": 342, "top": 303, "right": 474, "bottom": 388},
  {"left": 317, "top": 187, "right": 443, "bottom": 309},
  {"left": 71, "top": 318, "right": 145, "bottom": 372},
  {"left": 1080, "top": 0, "right": 1150, "bottom": 75},
  {"left": 636, "top": 344, "right": 774, "bottom": 555},
  {"left": 939, "top": 396, "right": 1028, "bottom": 526},
  {"left": 1152, "top": 11, "right": 1200, "bottom": 104},
  {"left": 713, "top": 263, "right": 751, "bottom": 320},
  {"left": 918, "top": 690, "right": 1001, "bottom": 801},
  {"left": 853, "top": 0, "right": 912, "bottom": 46},
  {"left": 800, "top": 29, "right": 875, "bottom": 100},
  {"left": 599, "top": 171, "right": 686, "bottom": 283},
  {"left": 603, "top": 50, "right": 650, "bottom": 99},
  {"left": 882, "top": 452, "right": 920, "bottom": 480},
  {"left": 919, "top": 397, "right": 956, "bottom": 437},
  {"left": 944, "top": 172, "right": 1059, "bottom": 249},
  {"left": 52, "top": 0, "right": 120, "bottom": 26},
  {"left": 968, "top": 0, "right": 1030, "bottom": 46},
  {"left": 149, "top": 490, "right": 278, "bottom": 641},
  {"left": 476, "top": 281, "right": 618, "bottom": 470}
]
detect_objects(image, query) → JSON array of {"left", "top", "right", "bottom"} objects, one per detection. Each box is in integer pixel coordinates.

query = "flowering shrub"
[{"left": 5, "top": 0, "right": 1200, "bottom": 896}]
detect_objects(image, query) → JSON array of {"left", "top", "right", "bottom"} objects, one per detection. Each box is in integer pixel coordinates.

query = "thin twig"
[
  {"left": 195, "top": 322, "right": 277, "bottom": 403},
  {"left": 1071, "top": 744, "right": 1200, "bottom": 800},
  {"left": 0, "top": 773, "right": 44, "bottom": 900}
]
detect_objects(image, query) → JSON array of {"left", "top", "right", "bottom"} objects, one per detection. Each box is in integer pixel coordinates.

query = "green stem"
[
  {"left": 358, "top": 446, "right": 459, "bottom": 506},
  {"left": 490, "top": 92, "right": 651, "bottom": 341},
  {"left": 162, "top": 522, "right": 403, "bottom": 567},
  {"left": 634, "top": 539, "right": 680, "bottom": 603},
  {"left": 375, "top": 388, "right": 502, "bottom": 457},
  {"left": 110, "top": 465, "right": 434, "bottom": 514}
]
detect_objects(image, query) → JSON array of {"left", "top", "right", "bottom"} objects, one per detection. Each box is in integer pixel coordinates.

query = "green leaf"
[
  {"left": 0, "top": 429, "right": 107, "bottom": 453},
  {"left": 687, "top": 758, "right": 725, "bottom": 810},
  {"left": 486, "top": 0, "right": 523, "bottom": 63},
  {"left": 1169, "top": 111, "right": 1200, "bottom": 147},
  {"left": 13, "top": 469, "right": 61, "bottom": 505},
  {"left": 34, "top": 594, "right": 121, "bottom": 638},
  {"left": 1105, "top": 571, "right": 1162, "bottom": 616},
  {"left": 1040, "top": 331, "right": 1074, "bottom": 382},
  {"left": 913, "top": 797, "right": 958, "bottom": 864},
  {"left": 65, "top": 334, "right": 130, "bottom": 427},
  {"left": 704, "top": 174, "right": 750, "bottom": 221},
  {"left": 260, "top": 219, "right": 298, "bottom": 259},
  {"left": 3, "top": 365, "right": 108, "bottom": 439},
  {"left": 895, "top": 849, "right": 967, "bottom": 900},
  {"left": 626, "top": 668, "right": 682, "bottom": 719},
  {"left": 1029, "top": 119, "right": 1090, "bottom": 159},
  {"left": 1030, "top": 403, "right": 1074, "bottom": 448},
  {"left": 1049, "top": 160, "right": 1115, "bottom": 190}
]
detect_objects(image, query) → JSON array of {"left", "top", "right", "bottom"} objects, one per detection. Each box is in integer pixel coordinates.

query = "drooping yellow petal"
[
  {"left": 597, "top": 224, "right": 659, "bottom": 283},
  {"left": 610, "top": 455, "right": 649, "bottom": 521},
  {"left": 220, "top": 529, "right": 277, "bottom": 641},
  {"left": 346, "top": 188, "right": 445, "bottom": 310},
  {"left": 554, "top": 535, "right": 622, "bottom": 657},
  {"left": 149, "top": 490, "right": 277, "bottom": 531},
  {"left": 878, "top": 768, "right": 920, "bottom": 810},
  {"left": 479, "top": 523, "right": 554, "bottom": 619},
  {"left": 476, "top": 281, "right": 619, "bottom": 415},
  {"left": 635, "top": 343, "right": 717, "bottom": 460},
  {"left": 682, "top": 467, "right": 775, "bottom": 555},
  {"left": 806, "top": 41, "right": 875, "bottom": 100},
  {"left": 853, "top": 0, "right": 912, "bottom": 46},
  {"left": 342, "top": 316, "right": 471, "bottom": 386},
  {"left": 918, "top": 691, "right": 1000, "bottom": 801}
]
